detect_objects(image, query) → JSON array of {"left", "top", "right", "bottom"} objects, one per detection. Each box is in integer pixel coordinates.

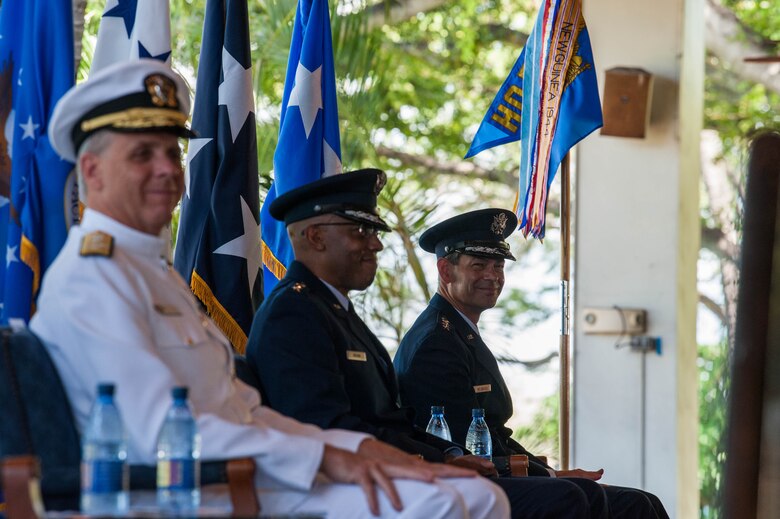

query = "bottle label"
[
  {"left": 82, "top": 460, "right": 124, "bottom": 493},
  {"left": 157, "top": 459, "right": 198, "bottom": 490}
]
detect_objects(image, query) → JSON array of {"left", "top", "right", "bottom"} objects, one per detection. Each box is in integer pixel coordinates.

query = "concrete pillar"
[{"left": 573, "top": 0, "right": 703, "bottom": 517}]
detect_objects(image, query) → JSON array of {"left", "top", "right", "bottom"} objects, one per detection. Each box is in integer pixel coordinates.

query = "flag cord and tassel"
[{"left": 559, "top": 152, "right": 571, "bottom": 470}]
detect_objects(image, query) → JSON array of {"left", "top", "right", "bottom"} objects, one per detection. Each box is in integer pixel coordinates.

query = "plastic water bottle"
[
  {"left": 156, "top": 386, "right": 201, "bottom": 514},
  {"left": 81, "top": 383, "right": 129, "bottom": 516},
  {"left": 426, "top": 405, "right": 452, "bottom": 441},
  {"left": 465, "top": 408, "right": 492, "bottom": 460}
]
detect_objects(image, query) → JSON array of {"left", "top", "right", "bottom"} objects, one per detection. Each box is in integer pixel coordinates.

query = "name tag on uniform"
[
  {"left": 346, "top": 350, "right": 367, "bottom": 362},
  {"left": 154, "top": 303, "right": 182, "bottom": 316},
  {"left": 473, "top": 384, "right": 492, "bottom": 394}
]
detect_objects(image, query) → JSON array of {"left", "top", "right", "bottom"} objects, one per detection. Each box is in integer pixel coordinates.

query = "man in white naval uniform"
[{"left": 29, "top": 59, "right": 510, "bottom": 519}]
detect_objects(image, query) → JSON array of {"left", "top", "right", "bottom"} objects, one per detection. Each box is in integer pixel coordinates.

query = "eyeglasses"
[{"left": 307, "top": 222, "right": 384, "bottom": 239}]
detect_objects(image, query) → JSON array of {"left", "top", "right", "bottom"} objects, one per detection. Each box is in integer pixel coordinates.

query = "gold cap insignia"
[
  {"left": 491, "top": 213, "right": 508, "bottom": 235},
  {"left": 291, "top": 282, "right": 306, "bottom": 293},
  {"left": 79, "top": 231, "right": 114, "bottom": 257},
  {"left": 144, "top": 74, "right": 179, "bottom": 108},
  {"left": 440, "top": 316, "right": 451, "bottom": 331}
]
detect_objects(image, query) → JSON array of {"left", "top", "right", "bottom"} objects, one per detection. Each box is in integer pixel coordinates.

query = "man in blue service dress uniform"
[
  {"left": 246, "top": 172, "right": 609, "bottom": 518},
  {"left": 394, "top": 208, "right": 670, "bottom": 519},
  {"left": 29, "top": 59, "right": 513, "bottom": 519}
]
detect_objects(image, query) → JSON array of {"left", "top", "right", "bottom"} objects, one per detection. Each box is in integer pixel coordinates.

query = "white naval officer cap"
[{"left": 49, "top": 59, "right": 195, "bottom": 163}]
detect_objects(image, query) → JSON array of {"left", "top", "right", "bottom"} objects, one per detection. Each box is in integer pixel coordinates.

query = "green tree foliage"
[
  {"left": 514, "top": 393, "right": 559, "bottom": 463},
  {"left": 698, "top": 340, "right": 730, "bottom": 519}
]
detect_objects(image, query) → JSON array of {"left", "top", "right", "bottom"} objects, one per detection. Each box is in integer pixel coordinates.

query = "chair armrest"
[
  {"left": 226, "top": 458, "right": 260, "bottom": 517},
  {"left": 509, "top": 454, "right": 529, "bottom": 477},
  {"left": 1, "top": 455, "right": 44, "bottom": 519},
  {"left": 132, "top": 458, "right": 261, "bottom": 516}
]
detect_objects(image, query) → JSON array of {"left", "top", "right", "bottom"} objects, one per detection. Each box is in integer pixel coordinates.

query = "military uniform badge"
[
  {"left": 291, "top": 282, "right": 306, "bottom": 293},
  {"left": 80, "top": 231, "right": 114, "bottom": 257},
  {"left": 491, "top": 213, "right": 508, "bottom": 235},
  {"left": 144, "top": 74, "right": 179, "bottom": 108},
  {"left": 466, "top": 333, "right": 475, "bottom": 341},
  {"left": 440, "top": 316, "right": 451, "bottom": 331}
]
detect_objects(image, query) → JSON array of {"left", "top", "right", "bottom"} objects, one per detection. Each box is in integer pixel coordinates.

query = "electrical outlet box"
[{"left": 581, "top": 307, "right": 647, "bottom": 335}]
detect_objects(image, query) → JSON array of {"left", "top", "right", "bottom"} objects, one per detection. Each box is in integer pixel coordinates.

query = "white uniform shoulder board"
[{"left": 80, "top": 231, "right": 114, "bottom": 257}]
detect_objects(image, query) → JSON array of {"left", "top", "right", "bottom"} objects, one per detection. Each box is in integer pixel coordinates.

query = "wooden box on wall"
[{"left": 600, "top": 67, "right": 653, "bottom": 139}]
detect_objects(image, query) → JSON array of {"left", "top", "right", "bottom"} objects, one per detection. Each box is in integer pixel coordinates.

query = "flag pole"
[{"left": 559, "top": 152, "right": 571, "bottom": 470}]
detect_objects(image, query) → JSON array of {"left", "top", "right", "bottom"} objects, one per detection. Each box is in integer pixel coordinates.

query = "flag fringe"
[
  {"left": 261, "top": 240, "right": 287, "bottom": 281},
  {"left": 190, "top": 270, "right": 247, "bottom": 354},
  {"left": 20, "top": 234, "right": 40, "bottom": 295}
]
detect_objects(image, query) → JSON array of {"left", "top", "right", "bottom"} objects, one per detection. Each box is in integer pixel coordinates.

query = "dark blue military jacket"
[
  {"left": 395, "top": 293, "right": 554, "bottom": 476},
  {"left": 245, "top": 261, "right": 458, "bottom": 462}
]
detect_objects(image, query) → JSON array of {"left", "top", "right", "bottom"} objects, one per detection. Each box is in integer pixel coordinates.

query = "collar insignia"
[
  {"left": 491, "top": 213, "right": 508, "bottom": 235},
  {"left": 466, "top": 333, "right": 475, "bottom": 340},
  {"left": 440, "top": 316, "right": 451, "bottom": 331},
  {"left": 144, "top": 74, "right": 178, "bottom": 108},
  {"left": 291, "top": 282, "right": 306, "bottom": 293},
  {"left": 80, "top": 231, "right": 114, "bottom": 258}
]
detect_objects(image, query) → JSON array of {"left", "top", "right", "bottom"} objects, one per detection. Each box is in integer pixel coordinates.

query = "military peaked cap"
[
  {"left": 269, "top": 169, "right": 391, "bottom": 231},
  {"left": 49, "top": 59, "right": 195, "bottom": 162},
  {"left": 420, "top": 208, "right": 517, "bottom": 260}
]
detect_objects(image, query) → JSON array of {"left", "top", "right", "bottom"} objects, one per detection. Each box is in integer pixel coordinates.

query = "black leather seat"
[{"left": 0, "top": 326, "right": 258, "bottom": 512}]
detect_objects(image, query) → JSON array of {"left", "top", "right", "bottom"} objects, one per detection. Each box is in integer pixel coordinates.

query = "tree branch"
[
  {"left": 699, "top": 293, "right": 727, "bottom": 328},
  {"left": 365, "top": 0, "right": 449, "bottom": 30},
  {"left": 705, "top": 0, "right": 780, "bottom": 97},
  {"left": 376, "top": 144, "right": 516, "bottom": 184}
]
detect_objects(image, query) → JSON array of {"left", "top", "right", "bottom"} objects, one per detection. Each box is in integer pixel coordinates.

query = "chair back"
[{"left": 0, "top": 327, "right": 80, "bottom": 509}]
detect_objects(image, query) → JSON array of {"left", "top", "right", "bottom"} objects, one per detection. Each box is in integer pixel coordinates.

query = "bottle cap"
[
  {"left": 97, "top": 383, "right": 115, "bottom": 397},
  {"left": 471, "top": 408, "right": 485, "bottom": 418},
  {"left": 172, "top": 386, "right": 188, "bottom": 400},
  {"left": 431, "top": 405, "right": 445, "bottom": 415}
]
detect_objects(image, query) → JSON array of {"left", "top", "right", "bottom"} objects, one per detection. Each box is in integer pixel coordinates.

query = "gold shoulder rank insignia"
[
  {"left": 80, "top": 231, "right": 114, "bottom": 257},
  {"left": 291, "top": 282, "right": 306, "bottom": 293},
  {"left": 466, "top": 333, "right": 475, "bottom": 341},
  {"left": 440, "top": 316, "right": 451, "bottom": 331}
]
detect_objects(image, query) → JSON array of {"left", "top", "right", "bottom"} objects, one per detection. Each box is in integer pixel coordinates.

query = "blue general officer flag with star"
[
  {"left": 173, "top": 0, "right": 260, "bottom": 354},
  {"left": 91, "top": 0, "right": 172, "bottom": 72},
  {"left": 0, "top": 0, "right": 76, "bottom": 323},
  {"left": 260, "top": 0, "right": 342, "bottom": 296}
]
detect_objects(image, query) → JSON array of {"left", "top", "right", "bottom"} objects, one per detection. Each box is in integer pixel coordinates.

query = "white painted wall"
[{"left": 573, "top": 0, "right": 703, "bottom": 517}]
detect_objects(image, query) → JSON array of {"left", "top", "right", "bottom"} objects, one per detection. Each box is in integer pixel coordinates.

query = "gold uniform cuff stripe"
[{"left": 80, "top": 107, "right": 188, "bottom": 133}]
